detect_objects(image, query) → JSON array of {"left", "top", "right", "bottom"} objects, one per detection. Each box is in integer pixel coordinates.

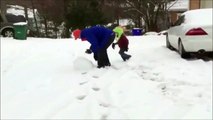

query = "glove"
[
  {"left": 85, "top": 49, "right": 92, "bottom": 54},
  {"left": 112, "top": 43, "right": 116, "bottom": 49}
]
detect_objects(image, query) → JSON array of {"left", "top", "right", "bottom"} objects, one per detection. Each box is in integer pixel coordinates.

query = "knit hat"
[{"left": 73, "top": 29, "right": 81, "bottom": 40}]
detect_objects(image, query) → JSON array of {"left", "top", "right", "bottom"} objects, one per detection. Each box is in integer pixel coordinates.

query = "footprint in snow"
[
  {"left": 92, "top": 76, "right": 99, "bottom": 78},
  {"left": 92, "top": 87, "right": 100, "bottom": 91},
  {"left": 92, "top": 83, "right": 100, "bottom": 91},
  {"left": 76, "top": 95, "right": 87, "bottom": 100},
  {"left": 75, "top": 88, "right": 87, "bottom": 100},
  {"left": 101, "top": 114, "right": 108, "bottom": 120},
  {"left": 81, "top": 72, "right": 87, "bottom": 75},
  {"left": 99, "top": 102, "right": 110, "bottom": 108},
  {"left": 153, "top": 73, "right": 160, "bottom": 76},
  {"left": 79, "top": 81, "right": 88, "bottom": 85}
]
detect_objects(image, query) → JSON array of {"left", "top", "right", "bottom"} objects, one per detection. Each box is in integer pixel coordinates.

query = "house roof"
[{"left": 168, "top": 0, "right": 189, "bottom": 11}]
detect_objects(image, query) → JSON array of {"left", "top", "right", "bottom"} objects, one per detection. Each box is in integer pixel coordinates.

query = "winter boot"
[
  {"left": 123, "top": 55, "right": 131, "bottom": 61},
  {"left": 120, "top": 52, "right": 131, "bottom": 61}
]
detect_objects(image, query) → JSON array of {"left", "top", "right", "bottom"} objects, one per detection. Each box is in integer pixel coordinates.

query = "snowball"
[{"left": 73, "top": 57, "right": 94, "bottom": 71}]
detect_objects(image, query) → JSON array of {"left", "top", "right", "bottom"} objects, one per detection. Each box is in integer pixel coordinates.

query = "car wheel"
[
  {"left": 166, "top": 34, "right": 174, "bottom": 50},
  {"left": 178, "top": 40, "right": 190, "bottom": 58},
  {"left": 2, "top": 29, "right": 14, "bottom": 37}
]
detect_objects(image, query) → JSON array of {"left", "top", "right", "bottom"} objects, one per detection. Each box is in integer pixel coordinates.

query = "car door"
[{"left": 168, "top": 15, "right": 185, "bottom": 49}]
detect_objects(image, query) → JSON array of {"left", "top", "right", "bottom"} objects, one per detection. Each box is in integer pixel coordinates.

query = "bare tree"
[
  {"left": 30, "top": 0, "right": 39, "bottom": 36},
  {"left": 31, "top": 0, "right": 64, "bottom": 37},
  {"left": 123, "top": 0, "right": 175, "bottom": 31}
]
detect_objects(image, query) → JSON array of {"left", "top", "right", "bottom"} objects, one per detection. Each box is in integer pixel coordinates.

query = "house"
[
  {"left": 200, "top": 0, "right": 213, "bottom": 8},
  {"left": 191, "top": 0, "right": 213, "bottom": 9},
  {"left": 168, "top": 0, "right": 212, "bottom": 24}
]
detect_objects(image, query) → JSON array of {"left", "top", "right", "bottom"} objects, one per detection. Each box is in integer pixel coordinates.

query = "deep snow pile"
[{"left": 1, "top": 36, "right": 212, "bottom": 119}]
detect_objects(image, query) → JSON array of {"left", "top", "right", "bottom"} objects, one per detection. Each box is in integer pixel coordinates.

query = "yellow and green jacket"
[{"left": 113, "top": 26, "right": 124, "bottom": 42}]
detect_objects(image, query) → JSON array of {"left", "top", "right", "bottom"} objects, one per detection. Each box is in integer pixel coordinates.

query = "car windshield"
[{"left": 5, "top": 14, "right": 26, "bottom": 23}]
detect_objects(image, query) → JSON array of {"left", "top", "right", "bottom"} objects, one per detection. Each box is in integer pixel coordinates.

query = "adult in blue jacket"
[{"left": 73, "top": 26, "right": 115, "bottom": 68}]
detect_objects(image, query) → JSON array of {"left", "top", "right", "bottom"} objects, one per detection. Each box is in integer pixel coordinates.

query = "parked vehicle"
[
  {"left": 166, "top": 8, "right": 212, "bottom": 58},
  {"left": 0, "top": 12, "right": 26, "bottom": 37}
]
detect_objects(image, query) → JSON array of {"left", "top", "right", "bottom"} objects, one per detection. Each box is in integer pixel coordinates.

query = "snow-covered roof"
[
  {"left": 13, "top": 22, "right": 27, "bottom": 26},
  {"left": 168, "top": 0, "right": 189, "bottom": 11},
  {"left": 6, "top": 5, "right": 35, "bottom": 18},
  {"left": 119, "top": 19, "right": 134, "bottom": 26}
]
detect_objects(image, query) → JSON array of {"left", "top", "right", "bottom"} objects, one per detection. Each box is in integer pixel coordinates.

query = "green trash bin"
[{"left": 13, "top": 22, "right": 27, "bottom": 40}]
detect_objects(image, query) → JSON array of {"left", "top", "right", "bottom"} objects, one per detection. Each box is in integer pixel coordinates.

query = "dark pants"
[
  {"left": 119, "top": 48, "right": 131, "bottom": 61},
  {"left": 97, "top": 33, "right": 115, "bottom": 68}
]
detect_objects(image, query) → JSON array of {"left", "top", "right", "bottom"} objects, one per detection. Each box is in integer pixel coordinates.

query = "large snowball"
[{"left": 73, "top": 57, "right": 94, "bottom": 71}]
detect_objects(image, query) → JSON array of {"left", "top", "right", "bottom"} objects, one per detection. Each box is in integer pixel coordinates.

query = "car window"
[
  {"left": 5, "top": 14, "right": 26, "bottom": 23},
  {"left": 173, "top": 15, "right": 185, "bottom": 26}
]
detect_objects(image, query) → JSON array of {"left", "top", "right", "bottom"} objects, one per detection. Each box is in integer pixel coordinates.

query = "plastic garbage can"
[
  {"left": 13, "top": 22, "right": 27, "bottom": 40},
  {"left": 132, "top": 28, "right": 142, "bottom": 36}
]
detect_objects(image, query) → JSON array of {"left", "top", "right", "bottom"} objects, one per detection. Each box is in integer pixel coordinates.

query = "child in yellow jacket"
[{"left": 112, "top": 26, "right": 131, "bottom": 61}]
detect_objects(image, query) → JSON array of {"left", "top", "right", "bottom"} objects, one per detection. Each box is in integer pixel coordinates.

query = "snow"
[
  {"left": 6, "top": 5, "right": 25, "bottom": 16},
  {"left": 1, "top": 35, "right": 212, "bottom": 119},
  {"left": 13, "top": 22, "right": 27, "bottom": 26},
  {"left": 168, "top": 0, "right": 189, "bottom": 11},
  {"left": 73, "top": 57, "right": 94, "bottom": 72},
  {"left": 119, "top": 19, "right": 134, "bottom": 26},
  {"left": 183, "top": 8, "right": 213, "bottom": 25},
  {"left": 144, "top": 32, "right": 159, "bottom": 35},
  {"left": 7, "top": 5, "right": 35, "bottom": 18}
]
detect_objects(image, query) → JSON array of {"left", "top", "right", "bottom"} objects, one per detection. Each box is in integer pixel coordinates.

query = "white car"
[{"left": 166, "top": 8, "right": 212, "bottom": 58}]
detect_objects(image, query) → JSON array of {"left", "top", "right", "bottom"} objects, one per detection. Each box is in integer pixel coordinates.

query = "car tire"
[
  {"left": 2, "top": 28, "right": 14, "bottom": 37},
  {"left": 166, "top": 34, "right": 174, "bottom": 50},
  {"left": 178, "top": 40, "right": 190, "bottom": 58}
]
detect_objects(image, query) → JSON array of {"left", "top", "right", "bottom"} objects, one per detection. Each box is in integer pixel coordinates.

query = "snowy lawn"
[{"left": 1, "top": 35, "right": 212, "bottom": 119}]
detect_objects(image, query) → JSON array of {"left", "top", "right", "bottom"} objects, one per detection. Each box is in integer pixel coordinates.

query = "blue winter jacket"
[{"left": 80, "top": 26, "right": 113, "bottom": 54}]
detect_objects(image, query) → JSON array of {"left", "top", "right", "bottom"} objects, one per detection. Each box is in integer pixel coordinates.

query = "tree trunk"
[
  {"left": 24, "top": 6, "right": 28, "bottom": 21},
  {"left": 31, "top": 0, "right": 39, "bottom": 37},
  {"left": 148, "top": 21, "right": 158, "bottom": 32},
  {"left": 63, "top": 0, "right": 71, "bottom": 38},
  {"left": 53, "top": 22, "right": 58, "bottom": 38},
  {"left": 44, "top": 17, "right": 48, "bottom": 37}
]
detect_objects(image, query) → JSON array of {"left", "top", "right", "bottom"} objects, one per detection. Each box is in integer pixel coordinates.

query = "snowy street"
[{"left": 1, "top": 35, "right": 212, "bottom": 119}]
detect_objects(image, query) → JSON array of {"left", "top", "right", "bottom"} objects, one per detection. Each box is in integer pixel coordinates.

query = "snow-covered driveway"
[{"left": 1, "top": 35, "right": 212, "bottom": 119}]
